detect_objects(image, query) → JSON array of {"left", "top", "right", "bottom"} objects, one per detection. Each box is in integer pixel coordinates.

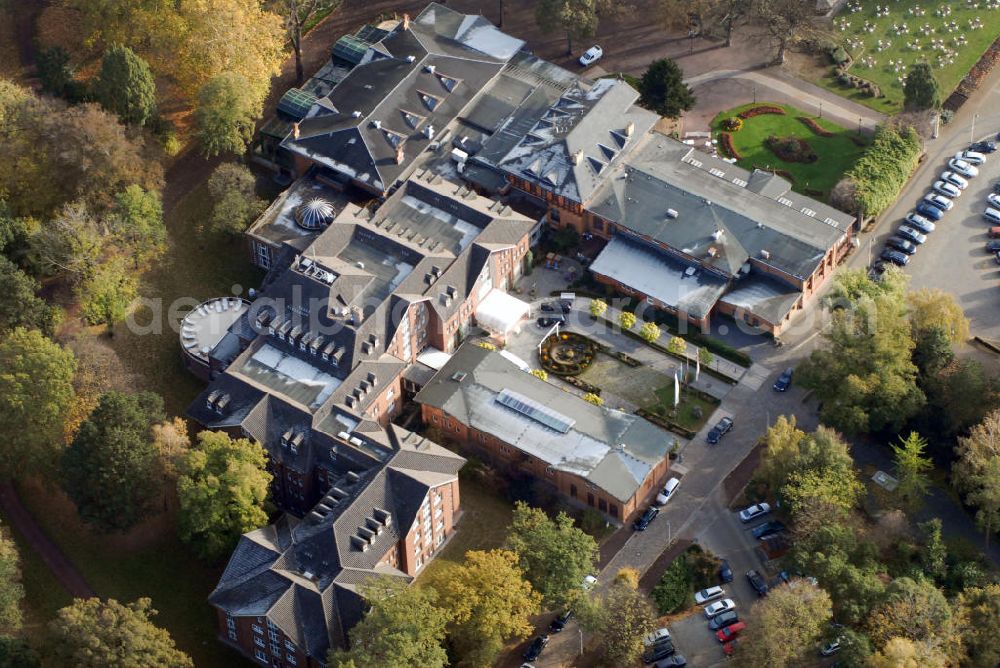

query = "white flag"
[
  {"left": 696, "top": 353, "right": 701, "bottom": 381},
  {"left": 674, "top": 372, "right": 680, "bottom": 407}
]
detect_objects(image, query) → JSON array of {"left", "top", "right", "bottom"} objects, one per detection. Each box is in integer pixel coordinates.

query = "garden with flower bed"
[
  {"left": 711, "top": 102, "right": 869, "bottom": 202},
  {"left": 825, "top": 0, "right": 1000, "bottom": 113}
]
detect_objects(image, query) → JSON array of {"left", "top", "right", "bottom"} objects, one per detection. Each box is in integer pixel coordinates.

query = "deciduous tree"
[
  {"left": 151, "top": 418, "right": 190, "bottom": 482},
  {"left": 584, "top": 577, "right": 657, "bottom": 667},
  {"left": 60, "top": 391, "right": 165, "bottom": 532},
  {"left": 637, "top": 58, "right": 695, "bottom": 119},
  {"left": 328, "top": 577, "right": 449, "bottom": 668},
  {"left": 47, "top": 597, "right": 192, "bottom": 668},
  {"left": 0, "top": 257, "right": 59, "bottom": 335},
  {"left": 177, "top": 431, "right": 272, "bottom": 562},
  {"left": 111, "top": 185, "right": 165, "bottom": 263},
  {"left": 505, "top": 502, "right": 598, "bottom": 611},
  {"left": 0, "top": 328, "right": 76, "bottom": 478},
  {"left": 93, "top": 44, "right": 157, "bottom": 126},
  {"left": 870, "top": 636, "right": 947, "bottom": 668},
  {"left": 582, "top": 392, "right": 604, "bottom": 406},
  {"left": 195, "top": 74, "right": 262, "bottom": 157},
  {"left": 955, "top": 583, "right": 1000, "bottom": 668},
  {"left": 892, "top": 432, "right": 932, "bottom": 510},
  {"left": 535, "top": 0, "right": 599, "bottom": 55},
  {"left": 0, "top": 526, "right": 24, "bottom": 634},
  {"left": 907, "top": 288, "right": 968, "bottom": 344},
  {"left": 903, "top": 62, "right": 941, "bottom": 111},
  {"left": 639, "top": 321, "right": 661, "bottom": 343},
  {"left": 954, "top": 410, "right": 1000, "bottom": 549},
  {"left": 754, "top": 0, "right": 815, "bottom": 64},
  {"left": 77, "top": 257, "right": 139, "bottom": 327},
  {"left": 206, "top": 163, "right": 268, "bottom": 235},
  {"left": 666, "top": 335, "right": 686, "bottom": 355},
  {"left": 736, "top": 581, "right": 832, "bottom": 668},
  {"left": 438, "top": 549, "right": 541, "bottom": 668},
  {"left": 589, "top": 298, "right": 607, "bottom": 318},
  {"left": 619, "top": 310, "right": 636, "bottom": 330},
  {"left": 276, "top": 0, "right": 342, "bottom": 84},
  {"left": 866, "top": 577, "right": 957, "bottom": 657}
]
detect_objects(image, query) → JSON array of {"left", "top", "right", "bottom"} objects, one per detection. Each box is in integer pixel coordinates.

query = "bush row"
[
  {"left": 765, "top": 135, "right": 818, "bottom": 163},
  {"left": 636, "top": 408, "right": 697, "bottom": 440},
  {"left": 561, "top": 375, "right": 602, "bottom": 395},
  {"left": 718, "top": 132, "right": 742, "bottom": 160},
  {"left": 738, "top": 105, "right": 786, "bottom": 119},
  {"left": 798, "top": 116, "right": 834, "bottom": 137},
  {"left": 845, "top": 124, "right": 923, "bottom": 217},
  {"left": 833, "top": 68, "right": 882, "bottom": 98}
]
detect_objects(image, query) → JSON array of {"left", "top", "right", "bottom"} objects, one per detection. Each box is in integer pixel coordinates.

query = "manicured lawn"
[
  {"left": 107, "top": 181, "right": 264, "bottom": 416},
  {"left": 711, "top": 102, "right": 869, "bottom": 201},
  {"left": 14, "top": 480, "right": 245, "bottom": 668},
  {"left": 579, "top": 356, "right": 675, "bottom": 407},
  {"left": 648, "top": 387, "right": 717, "bottom": 432},
  {"left": 827, "top": 0, "right": 1000, "bottom": 113}
]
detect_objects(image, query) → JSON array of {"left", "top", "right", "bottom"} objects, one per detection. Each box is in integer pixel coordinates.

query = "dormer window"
[{"left": 417, "top": 90, "right": 442, "bottom": 112}]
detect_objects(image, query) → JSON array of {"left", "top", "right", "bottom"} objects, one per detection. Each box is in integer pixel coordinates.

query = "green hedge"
[
  {"left": 651, "top": 545, "right": 721, "bottom": 615},
  {"left": 846, "top": 124, "right": 923, "bottom": 217}
]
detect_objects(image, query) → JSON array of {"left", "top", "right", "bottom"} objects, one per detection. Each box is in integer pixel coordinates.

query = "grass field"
[
  {"left": 824, "top": 0, "right": 1000, "bottom": 113},
  {"left": 711, "top": 102, "right": 869, "bottom": 201}
]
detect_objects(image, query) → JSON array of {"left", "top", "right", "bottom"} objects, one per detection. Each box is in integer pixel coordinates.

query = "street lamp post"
[
  {"left": 972, "top": 113, "right": 980, "bottom": 144},
  {"left": 858, "top": 116, "right": 863, "bottom": 135},
  {"left": 752, "top": 85, "right": 757, "bottom": 104},
  {"left": 819, "top": 101, "right": 823, "bottom": 119},
  {"left": 578, "top": 628, "right": 584, "bottom": 656}
]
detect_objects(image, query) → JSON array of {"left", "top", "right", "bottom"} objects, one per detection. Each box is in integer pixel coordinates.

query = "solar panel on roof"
[
  {"left": 331, "top": 35, "right": 371, "bottom": 66},
  {"left": 495, "top": 389, "right": 575, "bottom": 434},
  {"left": 277, "top": 88, "right": 318, "bottom": 121}
]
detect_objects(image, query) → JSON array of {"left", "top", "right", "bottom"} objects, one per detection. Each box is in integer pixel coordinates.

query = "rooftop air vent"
[
  {"left": 351, "top": 110, "right": 362, "bottom": 118},
  {"left": 425, "top": 64, "right": 436, "bottom": 74},
  {"left": 760, "top": 249, "right": 771, "bottom": 260},
  {"left": 666, "top": 208, "right": 679, "bottom": 219},
  {"left": 406, "top": 55, "right": 416, "bottom": 63},
  {"left": 712, "top": 229, "right": 725, "bottom": 242},
  {"left": 451, "top": 371, "right": 467, "bottom": 382}
]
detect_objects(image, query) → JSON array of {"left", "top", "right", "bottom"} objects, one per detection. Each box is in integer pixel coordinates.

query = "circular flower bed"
[
  {"left": 721, "top": 116, "right": 744, "bottom": 132},
  {"left": 538, "top": 331, "right": 599, "bottom": 376}
]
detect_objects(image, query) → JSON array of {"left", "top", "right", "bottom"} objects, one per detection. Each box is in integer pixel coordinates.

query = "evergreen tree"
[{"left": 638, "top": 58, "right": 696, "bottom": 119}]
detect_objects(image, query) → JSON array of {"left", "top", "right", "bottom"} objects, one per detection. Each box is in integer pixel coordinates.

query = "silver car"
[
  {"left": 904, "top": 212, "right": 936, "bottom": 233},
  {"left": 897, "top": 225, "right": 927, "bottom": 244},
  {"left": 932, "top": 180, "right": 961, "bottom": 198},
  {"left": 948, "top": 158, "right": 979, "bottom": 178},
  {"left": 940, "top": 171, "right": 969, "bottom": 190}
]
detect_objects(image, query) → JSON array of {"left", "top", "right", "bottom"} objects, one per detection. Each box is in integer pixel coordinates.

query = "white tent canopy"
[{"left": 475, "top": 289, "right": 530, "bottom": 335}]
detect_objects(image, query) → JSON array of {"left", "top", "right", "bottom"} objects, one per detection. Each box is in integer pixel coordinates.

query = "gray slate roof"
[{"left": 415, "top": 344, "right": 671, "bottom": 502}]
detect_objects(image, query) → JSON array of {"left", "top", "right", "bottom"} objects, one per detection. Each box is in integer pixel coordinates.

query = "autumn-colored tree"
[
  {"left": 530, "top": 369, "right": 548, "bottom": 381},
  {"left": 866, "top": 577, "right": 957, "bottom": 658},
  {"left": 907, "top": 288, "right": 969, "bottom": 344},
  {"left": 891, "top": 432, "right": 933, "bottom": 510},
  {"left": 736, "top": 581, "right": 832, "bottom": 668},
  {"left": 955, "top": 583, "right": 1000, "bottom": 668},
  {"left": 584, "top": 577, "right": 656, "bottom": 667},
  {"left": 437, "top": 549, "right": 541, "bottom": 667},
  {"left": 953, "top": 410, "right": 1000, "bottom": 549}
]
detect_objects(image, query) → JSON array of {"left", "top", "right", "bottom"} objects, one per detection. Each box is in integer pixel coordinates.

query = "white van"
[
  {"left": 984, "top": 207, "right": 1000, "bottom": 224},
  {"left": 655, "top": 477, "right": 681, "bottom": 505}
]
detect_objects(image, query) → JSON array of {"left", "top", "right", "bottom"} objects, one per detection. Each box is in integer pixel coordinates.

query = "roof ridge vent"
[
  {"left": 666, "top": 208, "right": 679, "bottom": 219},
  {"left": 425, "top": 64, "right": 436, "bottom": 74}
]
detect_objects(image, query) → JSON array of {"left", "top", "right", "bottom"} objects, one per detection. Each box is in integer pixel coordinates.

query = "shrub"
[
  {"left": 589, "top": 298, "right": 608, "bottom": 318},
  {"left": 619, "top": 311, "right": 637, "bottom": 330},
  {"left": 475, "top": 341, "right": 497, "bottom": 351},
  {"left": 652, "top": 556, "right": 692, "bottom": 614},
  {"left": 667, "top": 336, "right": 687, "bottom": 355},
  {"left": 530, "top": 369, "right": 548, "bottom": 381},
  {"left": 846, "top": 124, "right": 923, "bottom": 216},
  {"left": 639, "top": 322, "right": 661, "bottom": 343},
  {"left": 765, "top": 135, "right": 818, "bottom": 163},
  {"left": 830, "top": 46, "right": 850, "bottom": 66},
  {"left": 798, "top": 116, "right": 834, "bottom": 138},
  {"left": 738, "top": 105, "right": 786, "bottom": 119},
  {"left": 721, "top": 116, "right": 743, "bottom": 132},
  {"left": 718, "top": 132, "right": 742, "bottom": 160},
  {"left": 582, "top": 393, "right": 604, "bottom": 406}
]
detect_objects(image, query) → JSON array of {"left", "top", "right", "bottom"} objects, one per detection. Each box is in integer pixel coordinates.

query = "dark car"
[
  {"left": 987, "top": 240, "right": 1000, "bottom": 252},
  {"left": 536, "top": 316, "right": 565, "bottom": 328},
  {"left": 718, "top": 559, "right": 733, "bottom": 583},
  {"left": 995, "top": 251, "right": 1000, "bottom": 265},
  {"left": 885, "top": 236, "right": 917, "bottom": 255},
  {"left": 880, "top": 248, "right": 909, "bottom": 266},
  {"left": 707, "top": 610, "right": 739, "bottom": 630},
  {"left": 706, "top": 417, "right": 734, "bottom": 444},
  {"left": 540, "top": 302, "right": 557, "bottom": 312},
  {"left": 751, "top": 520, "right": 786, "bottom": 539},
  {"left": 971, "top": 140, "right": 998, "bottom": 153},
  {"left": 549, "top": 610, "right": 573, "bottom": 633},
  {"left": 915, "top": 201, "right": 944, "bottom": 221},
  {"left": 642, "top": 640, "right": 675, "bottom": 664},
  {"left": 633, "top": 506, "right": 659, "bottom": 531},
  {"left": 652, "top": 656, "right": 687, "bottom": 668},
  {"left": 773, "top": 367, "right": 793, "bottom": 392},
  {"left": 747, "top": 569, "right": 769, "bottom": 597},
  {"left": 523, "top": 635, "right": 549, "bottom": 661},
  {"left": 994, "top": 181, "right": 1000, "bottom": 195},
  {"left": 557, "top": 299, "right": 573, "bottom": 313}
]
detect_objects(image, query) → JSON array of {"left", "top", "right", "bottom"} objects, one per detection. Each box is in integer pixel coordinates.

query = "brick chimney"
[
  {"left": 395, "top": 144, "right": 405, "bottom": 164},
  {"left": 292, "top": 122, "right": 300, "bottom": 139},
  {"left": 402, "top": 13, "right": 410, "bottom": 30}
]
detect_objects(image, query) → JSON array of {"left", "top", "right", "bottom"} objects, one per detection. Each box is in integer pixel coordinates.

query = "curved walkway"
[{"left": 0, "top": 482, "right": 94, "bottom": 599}]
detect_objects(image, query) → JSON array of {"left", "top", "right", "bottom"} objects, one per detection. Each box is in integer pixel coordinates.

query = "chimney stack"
[
  {"left": 625, "top": 121, "right": 635, "bottom": 137},
  {"left": 402, "top": 13, "right": 410, "bottom": 30},
  {"left": 395, "top": 144, "right": 405, "bottom": 164},
  {"left": 292, "top": 122, "right": 300, "bottom": 139},
  {"left": 572, "top": 150, "right": 584, "bottom": 166}
]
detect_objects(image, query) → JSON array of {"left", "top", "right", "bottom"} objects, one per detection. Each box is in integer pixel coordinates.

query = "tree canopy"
[
  {"left": 505, "top": 502, "right": 598, "bottom": 611},
  {"left": 0, "top": 256, "right": 59, "bottom": 336},
  {"left": 903, "top": 62, "right": 941, "bottom": 111},
  {"left": 0, "top": 328, "right": 77, "bottom": 478},
  {"left": 638, "top": 58, "right": 696, "bottom": 119},
  {"left": 736, "top": 581, "right": 833, "bottom": 668},
  {"left": 0, "top": 525, "right": 24, "bottom": 634},
  {"left": 47, "top": 597, "right": 192, "bottom": 668},
  {"left": 866, "top": 577, "right": 957, "bottom": 659},
  {"left": 535, "top": 0, "right": 600, "bottom": 55},
  {"left": 206, "top": 163, "right": 268, "bottom": 235},
  {"left": 437, "top": 549, "right": 541, "bottom": 667},
  {"left": 328, "top": 577, "right": 449, "bottom": 668},
  {"left": 177, "top": 431, "right": 272, "bottom": 561},
  {"left": 956, "top": 583, "right": 1000, "bottom": 668},
  {"left": 584, "top": 576, "right": 657, "bottom": 667},
  {"left": 194, "top": 73, "right": 262, "bottom": 157},
  {"left": 953, "top": 410, "right": 1000, "bottom": 549},
  {"left": 60, "top": 391, "right": 165, "bottom": 532},
  {"left": 891, "top": 432, "right": 932, "bottom": 510},
  {"left": 93, "top": 44, "right": 158, "bottom": 126}
]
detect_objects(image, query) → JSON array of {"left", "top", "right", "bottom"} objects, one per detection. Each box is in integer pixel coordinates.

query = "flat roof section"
[
  {"left": 238, "top": 344, "right": 342, "bottom": 410},
  {"left": 589, "top": 236, "right": 728, "bottom": 320},
  {"left": 248, "top": 178, "right": 351, "bottom": 248},
  {"left": 336, "top": 234, "right": 416, "bottom": 305},
  {"left": 181, "top": 298, "right": 250, "bottom": 362}
]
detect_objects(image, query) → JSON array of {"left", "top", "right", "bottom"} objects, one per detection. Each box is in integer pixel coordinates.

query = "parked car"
[
  {"left": 923, "top": 193, "right": 954, "bottom": 212},
  {"left": 642, "top": 640, "right": 675, "bottom": 664},
  {"left": 643, "top": 627, "right": 672, "bottom": 648},
  {"left": 706, "top": 416, "right": 734, "bottom": 444},
  {"left": 915, "top": 202, "right": 944, "bottom": 221},
  {"left": 523, "top": 635, "right": 549, "bottom": 661},
  {"left": 751, "top": 520, "right": 786, "bottom": 539},
  {"left": 971, "top": 140, "right": 997, "bottom": 153},
  {"left": 940, "top": 170, "right": 970, "bottom": 189},
  {"left": 655, "top": 477, "right": 681, "bottom": 505},
  {"left": 904, "top": 212, "right": 936, "bottom": 233},
  {"left": 738, "top": 502, "right": 771, "bottom": 523},
  {"left": 539, "top": 302, "right": 557, "bottom": 312},
  {"left": 716, "top": 621, "right": 746, "bottom": 643},
  {"left": 708, "top": 611, "right": 739, "bottom": 630},
  {"left": 704, "top": 599, "right": 736, "bottom": 618},
  {"left": 820, "top": 638, "right": 842, "bottom": 656},
  {"left": 993, "top": 181, "right": 1000, "bottom": 195},
  {"left": 652, "top": 656, "right": 686, "bottom": 668},
  {"left": 896, "top": 225, "right": 927, "bottom": 245},
  {"left": 948, "top": 158, "right": 979, "bottom": 178},
  {"left": 747, "top": 570, "right": 769, "bottom": 597},
  {"left": 995, "top": 251, "right": 1000, "bottom": 265},
  {"left": 986, "top": 239, "right": 1000, "bottom": 252},
  {"left": 549, "top": 610, "right": 573, "bottom": 633},
  {"left": 718, "top": 559, "right": 733, "bottom": 583},
  {"left": 932, "top": 180, "right": 962, "bottom": 199},
  {"left": 988, "top": 193, "right": 1000, "bottom": 209},
  {"left": 985, "top": 207, "right": 1000, "bottom": 225},
  {"left": 989, "top": 227, "right": 1000, "bottom": 238},
  {"left": 880, "top": 248, "right": 909, "bottom": 266},
  {"left": 536, "top": 316, "right": 565, "bottom": 328},
  {"left": 633, "top": 506, "right": 659, "bottom": 531},
  {"left": 885, "top": 236, "right": 917, "bottom": 255},
  {"left": 773, "top": 367, "right": 793, "bottom": 392},
  {"left": 695, "top": 585, "right": 725, "bottom": 605},
  {"left": 579, "top": 45, "right": 603, "bottom": 66},
  {"left": 956, "top": 150, "right": 987, "bottom": 165}
]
